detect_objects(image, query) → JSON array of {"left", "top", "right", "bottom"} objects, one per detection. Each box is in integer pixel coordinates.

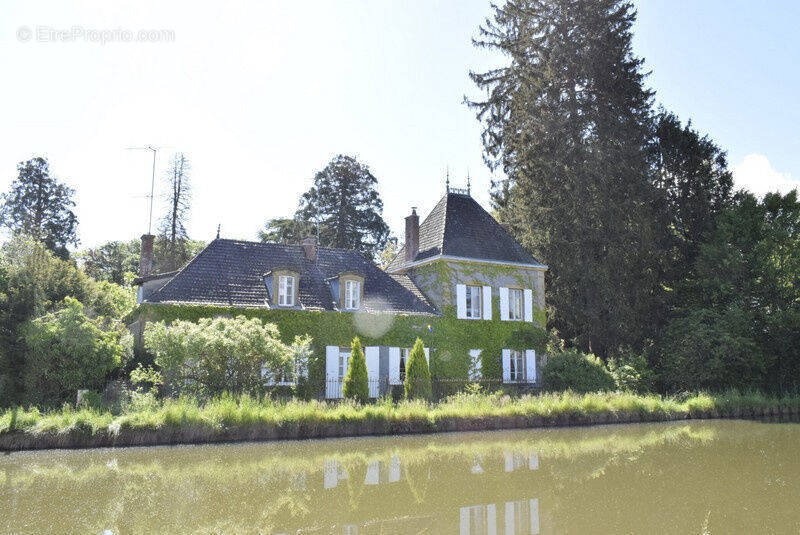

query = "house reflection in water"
[{"left": 316, "top": 449, "right": 541, "bottom": 534}]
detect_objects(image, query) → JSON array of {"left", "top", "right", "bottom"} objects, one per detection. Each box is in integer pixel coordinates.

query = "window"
[
  {"left": 509, "top": 349, "right": 526, "bottom": 382},
  {"left": 465, "top": 285, "right": 482, "bottom": 319},
  {"left": 345, "top": 280, "right": 361, "bottom": 310},
  {"left": 338, "top": 350, "right": 350, "bottom": 380},
  {"left": 278, "top": 275, "right": 295, "bottom": 306},
  {"left": 400, "top": 348, "right": 410, "bottom": 381},
  {"left": 508, "top": 288, "right": 523, "bottom": 321}
]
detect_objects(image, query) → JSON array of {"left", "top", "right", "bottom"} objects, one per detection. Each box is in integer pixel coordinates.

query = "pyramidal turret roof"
[{"left": 386, "top": 191, "right": 545, "bottom": 272}]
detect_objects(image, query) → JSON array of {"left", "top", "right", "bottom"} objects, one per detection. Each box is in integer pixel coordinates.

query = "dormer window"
[
  {"left": 345, "top": 279, "right": 361, "bottom": 310},
  {"left": 278, "top": 275, "right": 295, "bottom": 306}
]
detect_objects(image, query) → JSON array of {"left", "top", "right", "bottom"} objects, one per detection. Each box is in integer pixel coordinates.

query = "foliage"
[
  {"left": 156, "top": 153, "right": 193, "bottom": 271},
  {"left": 0, "top": 157, "right": 78, "bottom": 258},
  {"left": 129, "top": 364, "right": 164, "bottom": 396},
  {"left": 22, "top": 297, "right": 128, "bottom": 406},
  {"left": 659, "top": 191, "right": 800, "bottom": 393},
  {"left": 77, "top": 239, "right": 141, "bottom": 284},
  {"left": 258, "top": 217, "right": 317, "bottom": 245},
  {"left": 608, "top": 347, "right": 655, "bottom": 394},
  {"left": 4, "top": 391, "right": 798, "bottom": 446},
  {"left": 469, "top": 0, "right": 662, "bottom": 357},
  {"left": 295, "top": 154, "right": 392, "bottom": 257},
  {"left": 541, "top": 348, "right": 616, "bottom": 394},
  {"left": 405, "top": 338, "right": 432, "bottom": 400},
  {"left": 144, "top": 315, "right": 293, "bottom": 396},
  {"left": 342, "top": 337, "right": 369, "bottom": 403},
  {"left": 377, "top": 240, "right": 400, "bottom": 269},
  {"left": 652, "top": 110, "right": 734, "bottom": 273}
]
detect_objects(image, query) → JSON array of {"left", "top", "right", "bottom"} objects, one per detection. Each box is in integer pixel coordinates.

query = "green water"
[{"left": 1, "top": 420, "right": 798, "bottom": 534}]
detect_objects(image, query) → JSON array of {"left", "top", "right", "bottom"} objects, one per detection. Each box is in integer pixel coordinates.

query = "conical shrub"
[
  {"left": 404, "top": 338, "right": 432, "bottom": 400},
  {"left": 342, "top": 337, "right": 369, "bottom": 404}
]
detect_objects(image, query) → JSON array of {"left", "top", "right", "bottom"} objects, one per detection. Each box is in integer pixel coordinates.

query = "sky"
[{"left": 0, "top": 1, "right": 798, "bottom": 250}]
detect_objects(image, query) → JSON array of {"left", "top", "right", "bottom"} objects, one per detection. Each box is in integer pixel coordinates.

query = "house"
[{"left": 133, "top": 185, "right": 548, "bottom": 398}]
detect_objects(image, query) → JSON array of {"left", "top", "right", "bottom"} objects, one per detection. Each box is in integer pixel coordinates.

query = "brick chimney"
[
  {"left": 140, "top": 234, "right": 155, "bottom": 277},
  {"left": 302, "top": 236, "right": 317, "bottom": 261},
  {"left": 405, "top": 208, "right": 419, "bottom": 262}
]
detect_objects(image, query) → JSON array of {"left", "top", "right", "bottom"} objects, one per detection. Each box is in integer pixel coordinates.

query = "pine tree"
[
  {"left": 470, "top": 0, "right": 662, "bottom": 356},
  {"left": 296, "top": 155, "right": 391, "bottom": 257},
  {"left": 404, "top": 338, "right": 431, "bottom": 400},
  {"left": 342, "top": 337, "right": 369, "bottom": 403},
  {"left": 0, "top": 157, "right": 78, "bottom": 258},
  {"left": 156, "top": 153, "right": 192, "bottom": 271},
  {"left": 258, "top": 217, "right": 316, "bottom": 244}
]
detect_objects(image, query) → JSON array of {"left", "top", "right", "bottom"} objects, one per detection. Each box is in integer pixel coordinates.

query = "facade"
[{"left": 134, "top": 187, "right": 547, "bottom": 398}]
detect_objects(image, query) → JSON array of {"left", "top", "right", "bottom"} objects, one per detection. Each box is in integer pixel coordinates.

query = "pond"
[{"left": 1, "top": 420, "right": 798, "bottom": 534}]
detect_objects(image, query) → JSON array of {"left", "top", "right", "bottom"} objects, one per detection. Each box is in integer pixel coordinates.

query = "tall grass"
[{"left": 1, "top": 390, "right": 798, "bottom": 445}]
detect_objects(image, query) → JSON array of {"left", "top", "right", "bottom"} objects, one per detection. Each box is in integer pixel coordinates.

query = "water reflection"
[{"left": 1, "top": 420, "right": 799, "bottom": 534}]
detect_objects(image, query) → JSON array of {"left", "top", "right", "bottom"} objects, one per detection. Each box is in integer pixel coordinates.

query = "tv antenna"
[{"left": 126, "top": 145, "right": 170, "bottom": 234}]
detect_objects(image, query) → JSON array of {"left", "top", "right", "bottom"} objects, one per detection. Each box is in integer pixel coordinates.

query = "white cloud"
[{"left": 732, "top": 154, "right": 799, "bottom": 197}]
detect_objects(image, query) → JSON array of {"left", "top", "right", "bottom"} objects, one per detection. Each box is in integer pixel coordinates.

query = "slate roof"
[
  {"left": 142, "top": 239, "right": 437, "bottom": 315},
  {"left": 386, "top": 192, "right": 545, "bottom": 271}
]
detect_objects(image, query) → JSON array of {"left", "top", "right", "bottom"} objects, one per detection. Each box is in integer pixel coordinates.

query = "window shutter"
[
  {"left": 364, "top": 461, "right": 380, "bottom": 485},
  {"left": 325, "top": 346, "right": 339, "bottom": 399},
  {"left": 505, "top": 501, "right": 516, "bottom": 533},
  {"left": 529, "top": 452, "right": 539, "bottom": 470},
  {"left": 482, "top": 286, "right": 492, "bottom": 320},
  {"left": 504, "top": 451, "right": 514, "bottom": 472},
  {"left": 530, "top": 499, "right": 540, "bottom": 534},
  {"left": 389, "top": 455, "right": 401, "bottom": 482},
  {"left": 456, "top": 284, "right": 467, "bottom": 319},
  {"left": 502, "top": 349, "right": 511, "bottom": 383},
  {"left": 525, "top": 350, "right": 536, "bottom": 383},
  {"left": 389, "top": 347, "right": 401, "bottom": 385},
  {"left": 424, "top": 347, "right": 430, "bottom": 365},
  {"left": 499, "top": 287, "right": 509, "bottom": 320},
  {"left": 524, "top": 288, "right": 534, "bottom": 322},
  {"left": 365, "top": 346, "right": 380, "bottom": 398},
  {"left": 487, "top": 504, "right": 496, "bottom": 531}
]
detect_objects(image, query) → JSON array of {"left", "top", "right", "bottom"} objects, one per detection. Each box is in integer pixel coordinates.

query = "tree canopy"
[
  {"left": 294, "top": 155, "right": 392, "bottom": 257},
  {"left": 0, "top": 157, "right": 78, "bottom": 258}
]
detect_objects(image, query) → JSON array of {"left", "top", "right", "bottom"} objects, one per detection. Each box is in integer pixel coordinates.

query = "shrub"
[
  {"left": 608, "top": 347, "right": 655, "bottom": 393},
  {"left": 22, "top": 297, "right": 128, "bottom": 406},
  {"left": 144, "top": 316, "right": 293, "bottom": 396},
  {"left": 405, "top": 338, "right": 432, "bottom": 400},
  {"left": 342, "top": 337, "right": 369, "bottom": 404},
  {"left": 541, "top": 348, "right": 616, "bottom": 393}
]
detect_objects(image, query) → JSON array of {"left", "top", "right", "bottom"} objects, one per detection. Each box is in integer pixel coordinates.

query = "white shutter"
[
  {"left": 460, "top": 508, "right": 470, "bottom": 535},
  {"left": 424, "top": 347, "right": 430, "bottom": 365},
  {"left": 505, "top": 501, "right": 515, "bottom": 535},
  {"left": 504, "top": 451, "right": 514, "bottom": 472},
  {"left": 524, "top": 288, "right": 533, "bottom": 322},
  {"left": 487, "top": 504, "right": 497, "bottom": 535},
  {"left": 456, "top": 284, "right": 467, "bottom": 319},
  {"left": 482, "top": 286, "right": 492, "bottom": 320},
  {"left": 325, "top": 346, "right": 339, "bottom": 399},
  {"left": 530, "top": 499, "right": 540, "bottom": 534},
  {"left": 529, "top": 452, "right": 539, "bottom": 470},
  {"left": 389, "top": 347, "right": 401, "bottom": 385},
  {"left": 525, "top": 350, "right": 536, "bottom": 383},
  {"left": 499, "top": 287, "right": 509, "bottom": 321},
  {"left": 502, "top": 349, "right": 511, "bottom": 383},
  {"left": 389, "top": 455, "right": 401, "bottom": 482},
  {"left": 364, "top": 460, "right": 380, "bottom": 485},
  {"left": 324, "top": 459, "right": 338, "bottom": 489},
  {"left": 365, "top": 346, "right": 380, "bottom": 398}
]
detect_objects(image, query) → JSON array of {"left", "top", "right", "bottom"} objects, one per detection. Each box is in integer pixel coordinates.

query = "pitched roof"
[
  {"left": 386, "top": 192, "right": 545, "bottom": 271},
  {"left": 143, "top": 238, "right": 436, "bottom": 315}
]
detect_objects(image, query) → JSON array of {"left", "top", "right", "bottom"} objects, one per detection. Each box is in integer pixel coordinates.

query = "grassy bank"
[{"left": 2, "top": 390, "right": 799, "bottom": 451}]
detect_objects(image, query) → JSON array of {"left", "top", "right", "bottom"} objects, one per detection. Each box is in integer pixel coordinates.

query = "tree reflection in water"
[{"left": 2, "top": 420, "right": 799, "bottom": 534}]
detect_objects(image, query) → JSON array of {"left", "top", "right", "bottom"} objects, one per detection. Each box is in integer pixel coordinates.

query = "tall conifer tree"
[{"left": 470, "top": 0, "right": 662, "bottom": 355}]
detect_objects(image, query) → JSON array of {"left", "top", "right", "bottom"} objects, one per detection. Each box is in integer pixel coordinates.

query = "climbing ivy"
[{"left": 135, "top": 302, "right": 546, "bottom": 385}]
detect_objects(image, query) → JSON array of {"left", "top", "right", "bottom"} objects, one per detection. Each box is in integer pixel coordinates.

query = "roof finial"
[
  {"left": 466, "top": 168, "right": 471, "bottom": 195},
  {"left": 216, "top": 223, "right": 221, "bottom": 239},
  {"left": 445, "top": 165, "right": 450, "bottom": 193}
]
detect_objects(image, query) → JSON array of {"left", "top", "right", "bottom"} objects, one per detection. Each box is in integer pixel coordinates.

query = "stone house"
[{"left": 134, "top": 186, "right": 547, "bottom": 398}]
